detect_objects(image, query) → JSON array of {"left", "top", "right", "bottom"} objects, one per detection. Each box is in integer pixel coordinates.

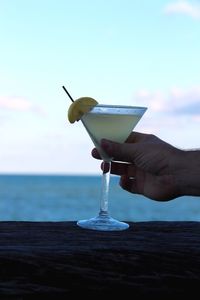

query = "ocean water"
[{"left": 0, "top": 174, "right": 200, "bottom": 222}]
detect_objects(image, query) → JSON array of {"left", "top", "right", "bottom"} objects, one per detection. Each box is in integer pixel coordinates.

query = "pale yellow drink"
[{"left": 81, "top": 105, "right": 144, "bottom": 161}]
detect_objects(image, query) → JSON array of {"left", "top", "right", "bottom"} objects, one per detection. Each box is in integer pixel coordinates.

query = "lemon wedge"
[{"left": 68, "top": 97, "right": 98, "bottom": 123}]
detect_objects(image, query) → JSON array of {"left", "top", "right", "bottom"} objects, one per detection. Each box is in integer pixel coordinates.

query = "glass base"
[{"left": 77, "top": 214, "right": 129, "bottom": 231}]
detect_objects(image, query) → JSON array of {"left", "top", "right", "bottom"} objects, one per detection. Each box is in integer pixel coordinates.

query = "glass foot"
[{"left": 77, "top": 214, "right": 129, "bottom": 231}]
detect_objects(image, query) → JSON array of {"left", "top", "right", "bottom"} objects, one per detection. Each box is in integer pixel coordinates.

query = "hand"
[{"left": 92, "top": 132, "right": 187, "bottom": 201}]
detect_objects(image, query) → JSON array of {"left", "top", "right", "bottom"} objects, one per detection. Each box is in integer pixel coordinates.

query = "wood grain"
[{"left": 0, "top": 221, "right": 200, "bottom": 298}]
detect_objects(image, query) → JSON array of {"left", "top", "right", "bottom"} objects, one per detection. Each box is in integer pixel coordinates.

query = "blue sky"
[{"left": 0, "top": 0, "right": 200, "bottom": 174}]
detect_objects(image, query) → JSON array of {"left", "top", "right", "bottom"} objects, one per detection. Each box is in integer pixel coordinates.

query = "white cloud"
[
  {"left": 132, "top": 86, "right": 200, "bottom": 150},
  {"left": 164, "top": 0, "right": 200, "bottom": 19},
  {"left": 134, "top": 86, "right": 200, "bottom": 116},
  {"left": 0, "top": 96, "right": 45, "bottom": 115}
]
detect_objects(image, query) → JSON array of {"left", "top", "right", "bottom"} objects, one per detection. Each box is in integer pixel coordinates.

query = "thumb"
[{"left": 101, "top": 139, "right": 136, "bottom": 163}]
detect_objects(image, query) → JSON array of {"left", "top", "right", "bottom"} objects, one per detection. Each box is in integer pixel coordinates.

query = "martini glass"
[{"left": 77, "top": 104, "right": 147, "bottom": 231}]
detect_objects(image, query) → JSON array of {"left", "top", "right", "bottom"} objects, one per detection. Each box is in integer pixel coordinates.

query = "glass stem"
[{"left": 99, "top": 161, "right": 111, "bottom": 217}]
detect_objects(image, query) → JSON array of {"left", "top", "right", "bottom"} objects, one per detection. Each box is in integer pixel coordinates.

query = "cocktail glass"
[{"left": 77, "top": 104, "right": 147, "bottom": 231}]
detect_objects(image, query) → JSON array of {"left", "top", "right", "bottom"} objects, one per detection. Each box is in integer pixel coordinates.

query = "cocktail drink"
[
  {"left": 65, "top": 88, "right": 147, "bottom": 231},
  {"left": 81, "top": 105, "right": 145, "bottom": 162},
  {"left": 79, "top": 105, "right": 147, "bottom": 231}
]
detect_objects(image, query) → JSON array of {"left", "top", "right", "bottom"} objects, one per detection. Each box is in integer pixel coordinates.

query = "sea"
[{"left": 0, "top": 174, "right": 200, "bottom": 222}]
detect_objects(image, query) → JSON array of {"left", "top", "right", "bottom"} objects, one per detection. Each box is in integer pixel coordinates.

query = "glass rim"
[
  {"left": 84, "top": 104, "right": 147, "bottom": 115},
  {"left": 91, "top": 104, "right": 147, "bottom": 109}
]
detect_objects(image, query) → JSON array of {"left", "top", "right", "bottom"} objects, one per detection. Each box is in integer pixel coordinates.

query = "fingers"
[
  {"left": 91, "top": 145, "right": 135, "bottom": 164},
  {"left": 99, "top": 161, "right": 136, "bottom": 176},
  {"left": 119, "top": 175, "right": 140, "bottom": 194},
  {"left": 102, "top": 161, "right": 110, "bottom": 174},
  {"left": 101, "top": 139, "right": 136, "bottom": 163},
  {"left": 110, "top": 162, "right": 130, "bottom": 175},
  {"left": 91, "top": 132, "right": 150, "bottom": 162},
  {"left": 91, "top": 148, "right": 101, "bottom": 159},
  {"left": 111, "top": 162, "right": 136, "bottom": 176},
  {"left": 91, "top": 143, "right": 136, "bottom": 163}
]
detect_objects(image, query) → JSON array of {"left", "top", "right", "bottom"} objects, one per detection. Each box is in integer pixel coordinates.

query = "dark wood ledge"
[{"left": 0, "top": 221, "right": 200, "bottom": 298}]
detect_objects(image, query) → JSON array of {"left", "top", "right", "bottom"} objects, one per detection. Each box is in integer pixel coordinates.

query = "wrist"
[{"left": 176, "top": 150, "right": 200, "bottom": 197}]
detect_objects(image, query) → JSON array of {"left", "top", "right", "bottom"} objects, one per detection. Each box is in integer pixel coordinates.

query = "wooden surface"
[{"left": 0, "top": 221, "right": 200, "bottom": 298}]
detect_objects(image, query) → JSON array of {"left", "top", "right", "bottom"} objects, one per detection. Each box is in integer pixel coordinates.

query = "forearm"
[{"left": 176, "top": 150, "right": 200, "bottom": 197}]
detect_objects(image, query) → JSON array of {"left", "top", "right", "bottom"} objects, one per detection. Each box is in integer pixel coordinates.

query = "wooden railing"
[{"left": 0, "top": 221, "right": 200, "bottom": 298}]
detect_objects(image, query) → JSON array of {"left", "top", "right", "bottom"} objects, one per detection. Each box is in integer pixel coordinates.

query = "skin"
[{"left": 91, "top": 132, "right": 200, "bottom": 201}]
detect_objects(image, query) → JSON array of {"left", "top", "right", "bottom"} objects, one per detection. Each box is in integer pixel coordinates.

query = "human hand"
[{"left": 92, "top": 132, "right": 185, "bottom": 201}]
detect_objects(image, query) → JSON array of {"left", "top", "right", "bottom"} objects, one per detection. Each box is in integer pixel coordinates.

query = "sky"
[{"left": 0, "top": 0, "right": 200, "bottom": 174}]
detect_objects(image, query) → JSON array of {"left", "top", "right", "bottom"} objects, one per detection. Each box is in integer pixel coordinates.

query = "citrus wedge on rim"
[{"left": 68, "top": 97, "right": 98, "bottom": 123}]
